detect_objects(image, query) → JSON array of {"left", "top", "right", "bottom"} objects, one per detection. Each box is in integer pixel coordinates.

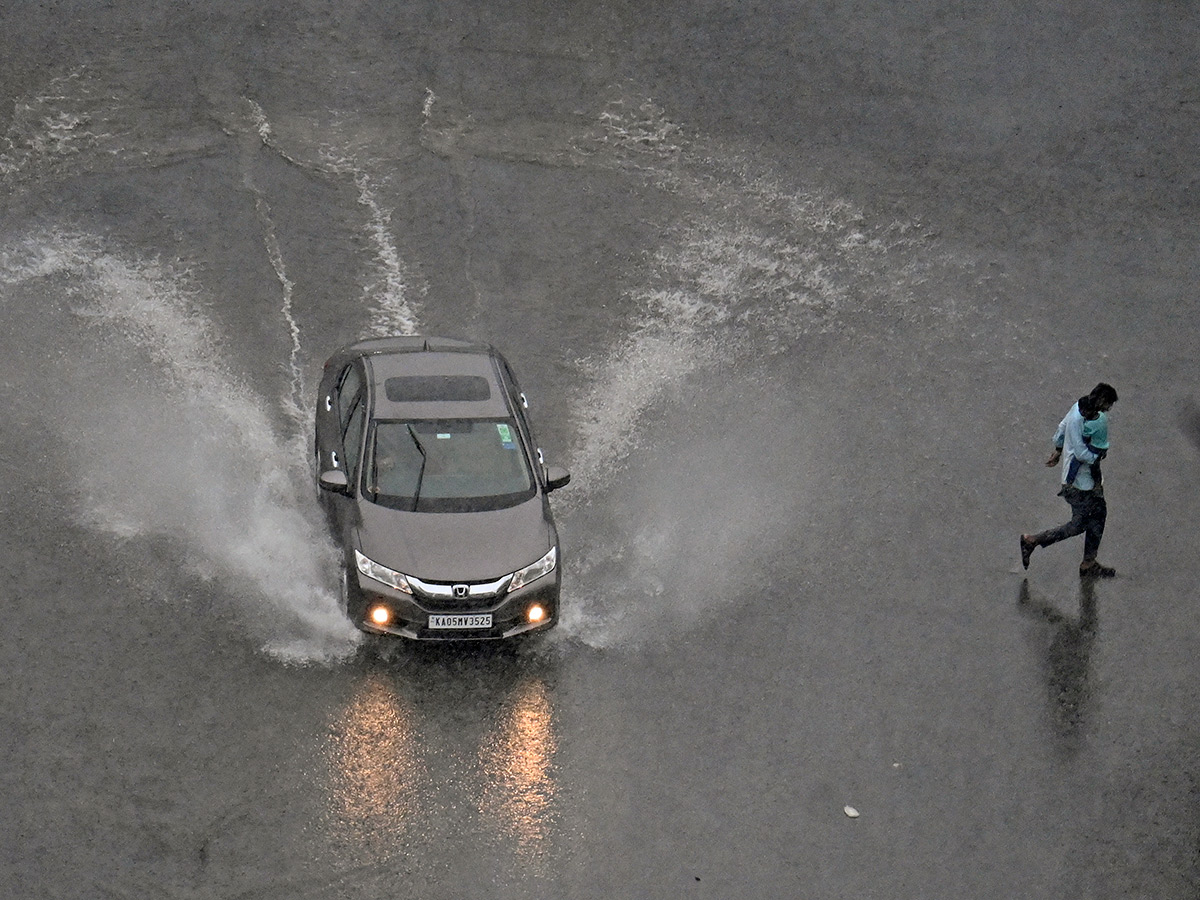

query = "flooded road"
[{"left": 3, "top": 1, "right": 1199, "bottom": 897}]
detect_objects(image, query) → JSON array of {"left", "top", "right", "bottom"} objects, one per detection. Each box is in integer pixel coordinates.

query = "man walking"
[{"left": 1020, "top": 383, "right": 1119, "bottom": 578}]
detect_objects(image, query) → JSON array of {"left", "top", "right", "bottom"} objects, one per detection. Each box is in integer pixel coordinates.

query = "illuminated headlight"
[
  {"left": 354, "top": 549, "right": 413, "bottom": 594},
  {"left": 509, "top": 546, "right": 557, "bottom": 592}
]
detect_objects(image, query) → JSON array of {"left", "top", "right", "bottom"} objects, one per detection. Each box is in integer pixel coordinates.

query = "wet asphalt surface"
[{"left": 2, "top": 1, "right": 1199, "bottom": 898}]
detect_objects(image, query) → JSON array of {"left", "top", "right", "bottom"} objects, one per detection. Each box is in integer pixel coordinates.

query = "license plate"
[{"left": 428, "top": 613, "right": 492, "bottom": 630}]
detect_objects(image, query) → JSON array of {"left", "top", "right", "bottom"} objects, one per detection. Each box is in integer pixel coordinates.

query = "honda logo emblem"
[{"left": 452, "top": 584, "right": 470, "bottom": 599}]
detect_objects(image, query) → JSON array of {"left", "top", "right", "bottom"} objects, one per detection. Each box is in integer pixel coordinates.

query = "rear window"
[{"left": 384, "top": 375, "right": 490, "bottom": 403}]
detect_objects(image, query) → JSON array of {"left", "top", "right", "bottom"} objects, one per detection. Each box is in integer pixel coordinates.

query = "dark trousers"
[{"left": 1033, "top": 485, "right": 1107, "bottom": 561}]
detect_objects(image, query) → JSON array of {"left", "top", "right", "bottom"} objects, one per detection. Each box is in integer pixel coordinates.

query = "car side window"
[
  {"left": 500, "top": 359, "right": 537, "bottom": 449},
  {"left": 337, "top": 365, "right": 363, "bottom": 433},
  {"left": 500, "top": 360, "right": 525, "bottom": 405},
  {"left": 342, "top": 396, "right": 367, "bottom": 483},
  {"left": 497, "top": 359, "right": 523, "bottom": 417}
]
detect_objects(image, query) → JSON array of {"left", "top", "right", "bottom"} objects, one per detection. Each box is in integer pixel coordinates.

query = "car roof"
[{"left": 356, "top": 336, "right": 513, "bottom": 419}]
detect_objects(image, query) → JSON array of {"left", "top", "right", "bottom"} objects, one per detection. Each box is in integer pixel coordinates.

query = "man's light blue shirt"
[{"left": 1054, "top": 402, "right": 1102, "bottom": 490}]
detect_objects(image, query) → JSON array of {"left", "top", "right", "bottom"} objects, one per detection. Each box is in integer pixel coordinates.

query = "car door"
[
  {"left": 319, "top": 361, "right": 368, "bottom": 534},
  {"left": 498, "top": 356, "right": 546, "bottom": 486},
  {"left": 317, "top": 361, "right": 364, "bottom": 473}
]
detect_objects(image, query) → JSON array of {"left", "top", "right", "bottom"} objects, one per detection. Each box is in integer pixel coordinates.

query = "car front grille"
[{"left": 407, "top": 573, "right": 512, "bottom": 611}]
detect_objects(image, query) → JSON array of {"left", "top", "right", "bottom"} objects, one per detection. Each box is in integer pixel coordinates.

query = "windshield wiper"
[{"left": 406, "top": 424, "right": 427, "bottom": 511}]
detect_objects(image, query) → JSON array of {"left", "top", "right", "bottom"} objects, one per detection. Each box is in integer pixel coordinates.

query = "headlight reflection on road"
[
  {"left": 477, "top": 677, "right": 558, "bottom": 866},
  {"left": 325, "top": 673, "right": 425, "bottom": 851},
  {"left": 323, "top": 670, "right": 559, "bottom": 868}
]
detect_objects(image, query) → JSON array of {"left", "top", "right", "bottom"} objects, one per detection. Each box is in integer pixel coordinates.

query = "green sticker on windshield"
[{"left": 496, "top": 424, "right": 512, "bottom": 442}]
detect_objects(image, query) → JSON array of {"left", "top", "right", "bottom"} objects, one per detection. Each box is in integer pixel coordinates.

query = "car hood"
[{"left": 354, "top": 496, "right": 552, "bottom": 583}]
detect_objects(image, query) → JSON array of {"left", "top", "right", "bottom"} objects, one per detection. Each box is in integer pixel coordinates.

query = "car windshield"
[{"left": 364, "top": 418, "right": 536, "bottom": 512}]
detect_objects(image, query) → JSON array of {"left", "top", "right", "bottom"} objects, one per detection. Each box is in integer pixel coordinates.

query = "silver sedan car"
[{"left": 315, "top": 336, "right": 570, "bottom": 640}]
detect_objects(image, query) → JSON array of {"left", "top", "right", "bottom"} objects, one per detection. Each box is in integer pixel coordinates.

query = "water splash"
[
  {"left": 0, "top": 230, "right": 361, "bottom": 663},
  {"left": 1, "top": 77, "right": 420, "bottom": 661},
  {"left": 555, "top": 90, "right": 946, "bottom": 648}
]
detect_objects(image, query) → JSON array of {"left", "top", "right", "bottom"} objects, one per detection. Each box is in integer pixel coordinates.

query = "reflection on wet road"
[
  {"left": 478, "top": 676, "right": 557, "bottom": 867},
  {"left": 326, "top": 672, "right": 427, "bottom": 851},
  {"left": 1019, "top": 578, "right": 1099, "bottom": 754},
  {"left": 323, "top": 650, "right": 557, "bottom": 871}
]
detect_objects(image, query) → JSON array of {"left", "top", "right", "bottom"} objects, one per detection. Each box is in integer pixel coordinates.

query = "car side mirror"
[
  {"left": 319, "top": 470, "right": 349, "bottom": 493},
  {"left": 544, "top": 465, "right": 571, "bottom": 492}
]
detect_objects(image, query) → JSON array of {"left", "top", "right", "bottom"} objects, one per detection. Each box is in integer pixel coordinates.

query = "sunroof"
[{"left": 384, "top": 375, "right": 491, "bottom": 403}]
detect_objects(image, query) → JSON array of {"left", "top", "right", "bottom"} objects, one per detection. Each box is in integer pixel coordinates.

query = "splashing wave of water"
[{"left": 0, "top": 230, "right": 362, "bottom": 663}]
